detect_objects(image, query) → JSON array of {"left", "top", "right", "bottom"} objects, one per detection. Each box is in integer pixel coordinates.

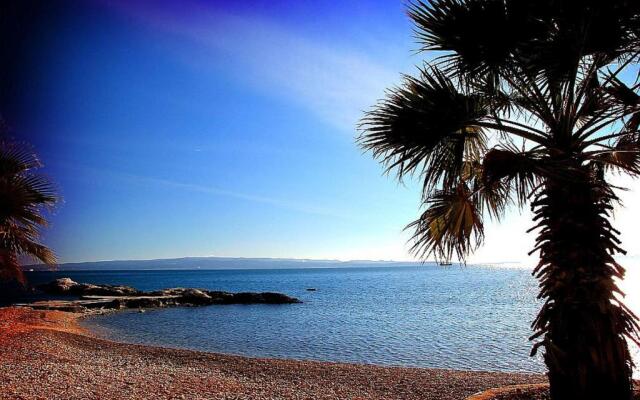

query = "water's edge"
[{"left": 24, "top": 264, "right": 640, "bottom": 376}]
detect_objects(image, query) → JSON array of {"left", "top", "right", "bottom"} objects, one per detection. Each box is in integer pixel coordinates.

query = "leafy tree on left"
[{"left": 0, "top": 139, "right": 57, "bottom": 284}]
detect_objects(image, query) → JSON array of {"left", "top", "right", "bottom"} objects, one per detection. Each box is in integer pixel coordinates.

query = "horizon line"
[{"left": 24, "top": 255, "right": 531, "bottom": 267}]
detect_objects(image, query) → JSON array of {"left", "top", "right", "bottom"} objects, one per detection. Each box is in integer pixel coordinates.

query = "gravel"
[{"left": 0, "top": 307, "right": 546, "bottom": 400}]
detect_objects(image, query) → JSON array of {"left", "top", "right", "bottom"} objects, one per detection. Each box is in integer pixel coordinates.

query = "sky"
[{"left": 4, "top": 0, "right": 640, "bottom": 264}]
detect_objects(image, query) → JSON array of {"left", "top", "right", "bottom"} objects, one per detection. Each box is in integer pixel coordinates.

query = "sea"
[{"left": 23, "top": 262, "right": 640, "bottom": 375}]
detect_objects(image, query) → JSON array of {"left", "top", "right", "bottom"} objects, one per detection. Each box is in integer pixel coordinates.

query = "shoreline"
[
  {"left": 79, "top": 310, "right": 543, "bottom": 377},
  {"left": 0, "top": 306, "right": 546, "bottom": 399}
]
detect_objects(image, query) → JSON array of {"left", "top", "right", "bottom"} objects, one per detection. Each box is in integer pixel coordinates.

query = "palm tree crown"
[
  {"left": 0, "top": 139, "right": 57, "bottom": 282},
  {"left": 361, "top": 0, "right": 640, "bottom": 261},
  {"left": 359, "top": 1, "right": 640, "bottom": 399}
]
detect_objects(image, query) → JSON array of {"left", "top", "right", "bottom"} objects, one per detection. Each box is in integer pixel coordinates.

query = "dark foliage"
[
  {"left": 0, "top": 139, "right": 57, "bottom": 283},
  {"left": 359, "top": 1, "right": 640, "bottom": 399}
]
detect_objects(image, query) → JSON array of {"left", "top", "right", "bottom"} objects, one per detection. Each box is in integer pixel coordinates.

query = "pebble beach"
[{"left": 0, "top": 307, "right": 546, "bottom": 400}]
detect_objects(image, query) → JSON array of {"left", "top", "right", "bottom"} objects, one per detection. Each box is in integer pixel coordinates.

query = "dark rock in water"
[
  {"left": 37, "top": 277, "right": 77, "bottom": 294},
  {"left": 121, "top": 297, "right": 164, "bottom": 309},
  {"left": 180, "top": 288, "right": 212, "bottom": 305},
  {"left": 207, "top": 291, "right": 236, "bottom": 304},
  {"left": 148, "top": 288, "right": 212, "bottom": 305},
  {"left": 26, "top": 278, "right": 302, "bottom": 313},
  {"left": 79, "top": 284, "right": 140, "bottom": 296},
  {"left": 231, "top": 292, "right": 301, "bottom": 304},
  {"left": 306, "top": 288, "right": 317, "bottom": 291}
]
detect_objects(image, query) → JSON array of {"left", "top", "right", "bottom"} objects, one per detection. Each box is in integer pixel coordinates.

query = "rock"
[
  {"left": 180, "top": 289, "right": 211, "bottom": 305},
  {"left": 207, "top": 291, "right": 236, "bottom": 304},
  {"left": 80, "top": 284, "right": 139, "bottom": 296},
  {"left": 306, "top": 288, "right": 317, "bottom": 291},
  {"left": 26, "top": 278, "right": 302, "bottom": 313},
  {"left": 148, "top": 288, "right": 182, "bottom": 296},
  {"left": 37, "top": 278, "right": 79, "bottom": 295},
  {"left": 123, "top": 297, "right": 164, "bottom": 308},
  {"left": 232, "top": 292, "right": 302, "bottom": 304},
  {"left": 37, "top": 279, "right": 139, "bottom": 297},
  {"left": 260, "top": 292, "right": 302, "bottom": 304},
  {"left": 81, "top": 298, "right": 125, "bottom": 310},
  {"left": 27, "top": 300, "right": 87, "bottom": 313}
]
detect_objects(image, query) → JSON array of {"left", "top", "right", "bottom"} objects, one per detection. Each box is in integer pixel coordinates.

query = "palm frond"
[
  {"left": 408, "top": 0, "right": 547, "bottom": 80},
  {"left": 604, "top": 76, "right": 640, "bottom": 109},
  {"left": 0, "top": 140, "right": 58, "bottom": 282},
  {"left": 407, "top": 184, "right": 483, "bottom": 262},
  {"left": 461, "top": 160, "right": 509, "bottom": 220},
  {"left": 590, "top": 133, "right": 640, "bottom": 175},
  {"left": 522, "top": 0, "right": 636, "bottom": 85},
  {"left": 0, "top": 140, "right": 42, "bottom": 178},
  {"left": 359, "top": 67, "right": 488, "bottom": 195},
  {"left": 482, "top": 147, "right": 541, "bottom": 206}
]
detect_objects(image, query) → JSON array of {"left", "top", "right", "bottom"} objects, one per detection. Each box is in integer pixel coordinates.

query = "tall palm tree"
[
  {"left": 0, "top": 139, "right": 57, "bottom": 284},
  {"left": 359, "top": 1, "right": 640, "bottom": 399}
]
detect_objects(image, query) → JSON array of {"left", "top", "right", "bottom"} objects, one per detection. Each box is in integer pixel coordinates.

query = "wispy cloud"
[
  {"left": 124, "top": 173, "right": 355, "bottom": 220},
  {"left": 98, "top": 0, "right": 398, "bottom": 132},
  {"left": 65, "top": 162, "right": 354, "bottom": 220}
]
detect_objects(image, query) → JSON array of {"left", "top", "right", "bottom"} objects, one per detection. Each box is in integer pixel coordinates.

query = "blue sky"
[
  {"left": 11, "top": 0, "right": 640, "bottom": 264},
  {"left": 13, "top": 0, "right": 421, "bottom": 263}
]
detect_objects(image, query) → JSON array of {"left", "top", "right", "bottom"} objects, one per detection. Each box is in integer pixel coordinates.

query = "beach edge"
[{"left": 0, "top": 306, "right": 546, "bottom": 399}]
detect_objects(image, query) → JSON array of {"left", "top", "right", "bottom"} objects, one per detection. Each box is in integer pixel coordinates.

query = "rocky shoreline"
[{"left": 17, "top": 278, "right": 301, "bottom": 313}]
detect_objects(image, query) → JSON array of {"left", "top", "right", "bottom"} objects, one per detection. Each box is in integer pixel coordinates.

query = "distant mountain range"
[{"left": 24, "top": 256, "right": 428, "bottom": 271}]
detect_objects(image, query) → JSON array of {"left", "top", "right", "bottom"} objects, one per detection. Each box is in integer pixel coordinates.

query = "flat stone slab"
[{"left": 19, "top": 278, "right": 302, "bottom": 313}]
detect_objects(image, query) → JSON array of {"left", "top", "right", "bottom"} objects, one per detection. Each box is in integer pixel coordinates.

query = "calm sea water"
[{"left": 26, "top": 265, "right": 554, "bottom": 373}]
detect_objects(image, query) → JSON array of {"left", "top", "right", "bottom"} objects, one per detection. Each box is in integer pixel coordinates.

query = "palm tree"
[
  {"left": 0, "top": 138, "right": 57, "bottom": 284},
  {"left": 359, "top": 1, "right": 640, "bottom": 399}
]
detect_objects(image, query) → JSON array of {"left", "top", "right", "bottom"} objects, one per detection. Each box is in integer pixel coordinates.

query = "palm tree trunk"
[{"left": 532, "top": 168, "right": 636, "bottom": 400}]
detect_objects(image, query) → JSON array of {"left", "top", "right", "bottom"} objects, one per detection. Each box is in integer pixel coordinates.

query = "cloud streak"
[
  {"left": 64, "top": 162, "right": 355, "bottom": 220},
  {"left": 98, "top": 0, "right": 398, "bottom": 132},
  {"left": 126, "top": 173, "right": 355, "bottom": 220}
]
